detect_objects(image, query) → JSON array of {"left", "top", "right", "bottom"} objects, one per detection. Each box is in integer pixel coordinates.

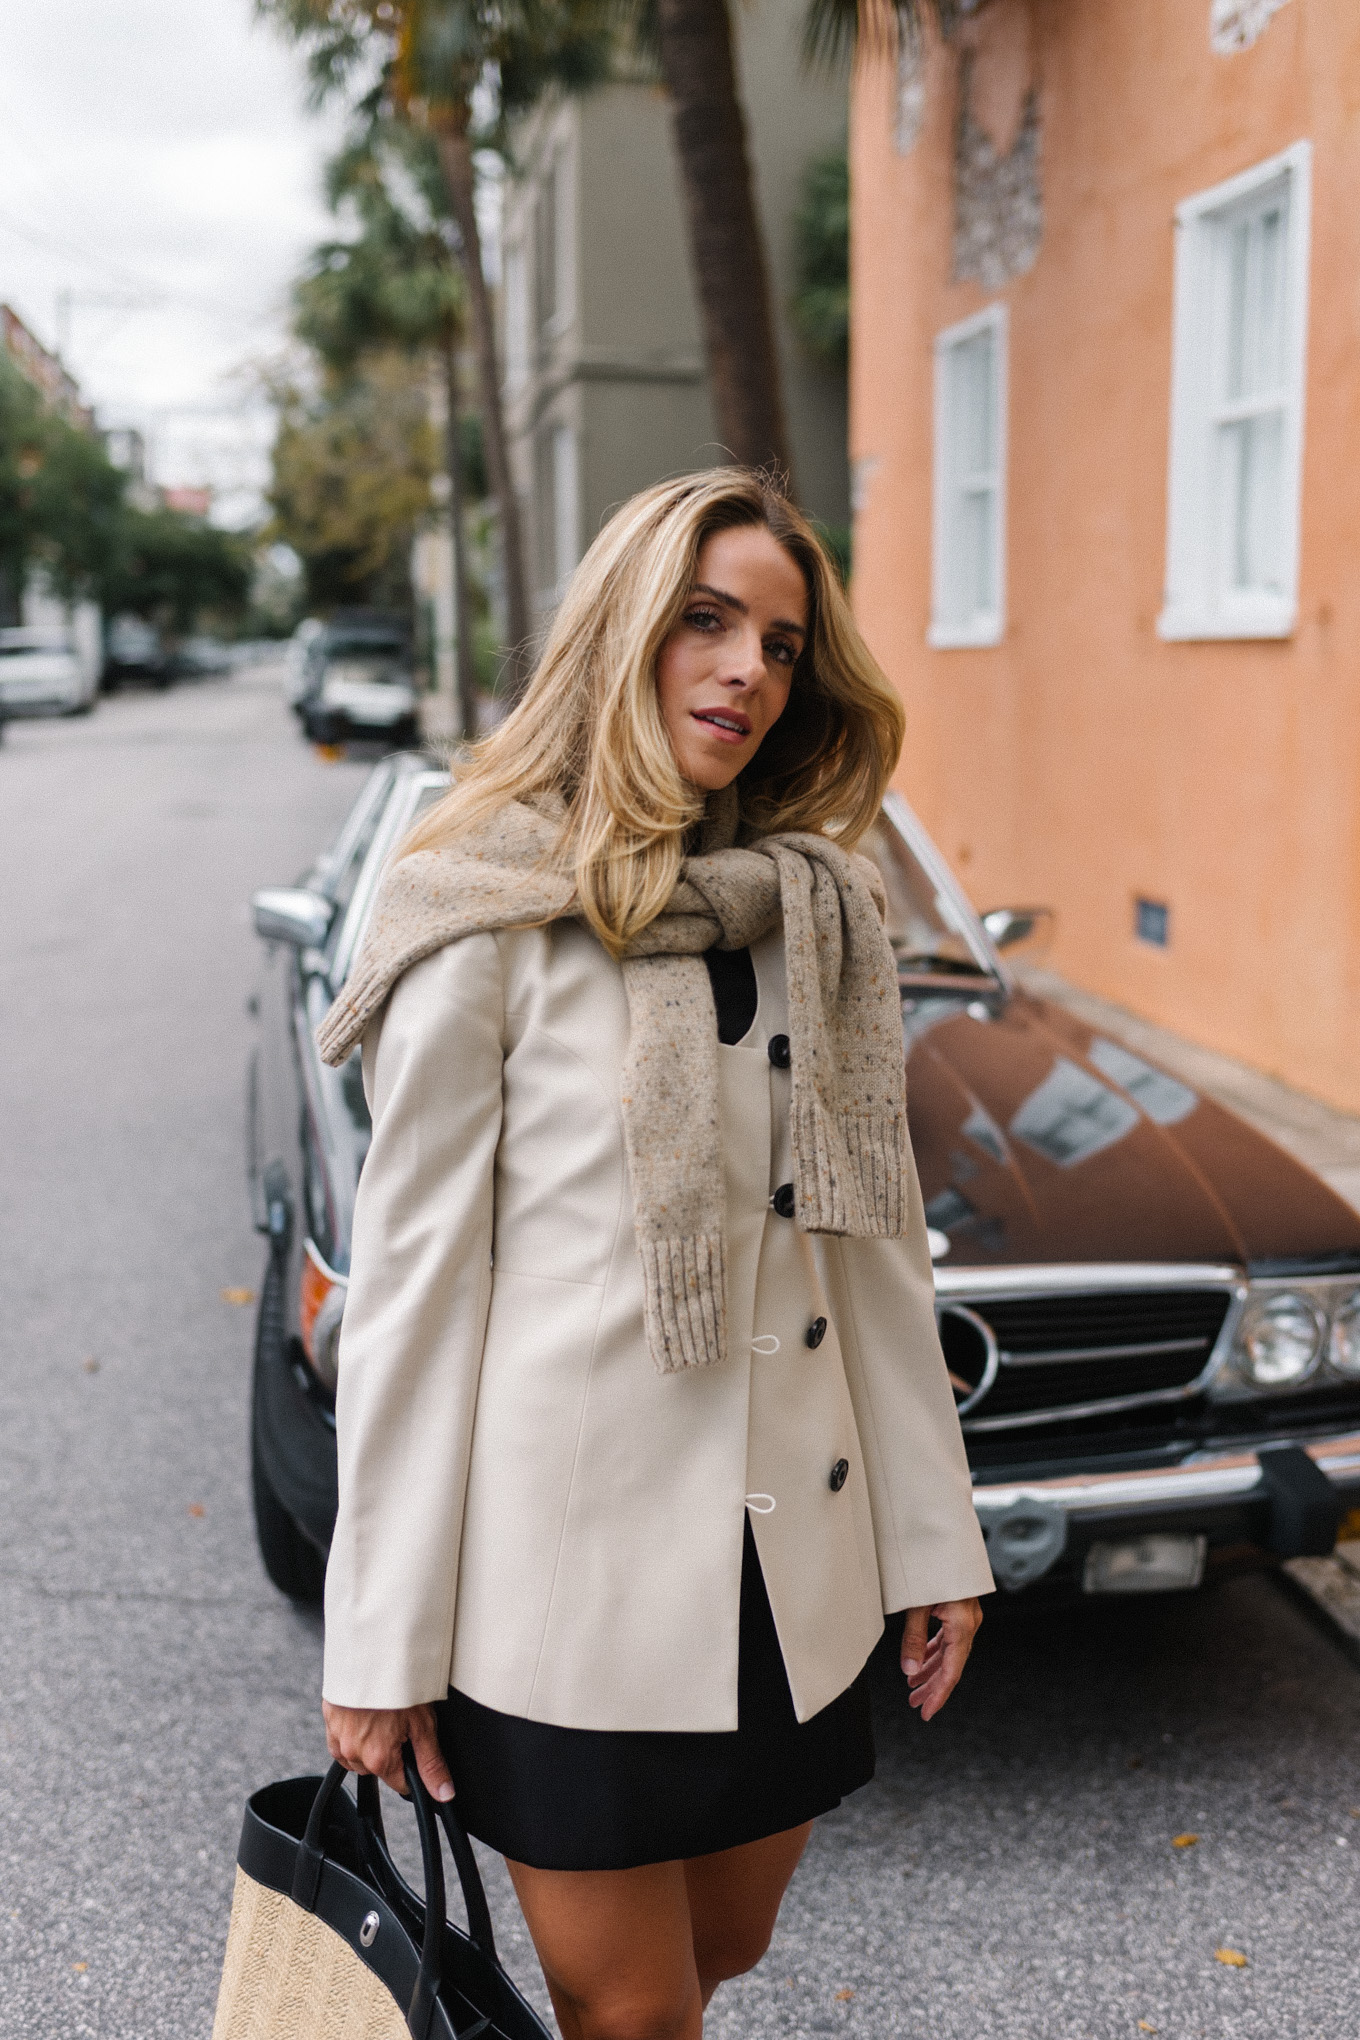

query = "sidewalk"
[{"left": 1019, "top": 965, "right": 1360, "bottom": 1217}]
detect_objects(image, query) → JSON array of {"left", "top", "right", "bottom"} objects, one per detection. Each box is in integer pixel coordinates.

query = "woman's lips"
[{"left": 692, "top": 708, "right": 751, "bottom": 744}]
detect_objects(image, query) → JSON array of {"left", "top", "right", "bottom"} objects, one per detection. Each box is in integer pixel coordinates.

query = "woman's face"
[{"left": 656, "top": 525, "right": 807, "bottom": 792}]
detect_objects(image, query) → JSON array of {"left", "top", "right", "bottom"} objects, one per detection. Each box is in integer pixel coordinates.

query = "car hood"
[{"left": 906, "top": 989, "right": 1360, "bottom": 1272}]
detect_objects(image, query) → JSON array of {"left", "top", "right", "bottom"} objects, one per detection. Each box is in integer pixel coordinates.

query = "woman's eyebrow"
[{"left": 691, "top": 583, "right": 806, "bottom": 637}]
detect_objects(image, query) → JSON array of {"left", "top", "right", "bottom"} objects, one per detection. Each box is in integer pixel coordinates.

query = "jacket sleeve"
[
  {"left": 817, "top": 1147, "right": 994, "bottom": 1615},
  {"left": 322, "top": 933, "right": 504, "bottom": 1709}
]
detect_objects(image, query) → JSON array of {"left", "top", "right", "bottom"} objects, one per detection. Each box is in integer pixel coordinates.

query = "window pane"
[
  {"left": 956, "top": 487, "right": 996, "bottom": 617},
  {"left": 954, "top": 329, "right": 995, "bottom": 476},
  {"left": 1223, "top": 193, "right": 1288, "bottom": 402},
  {"left": 1219, "top": 410, "right": 1285, "bottom": 591},
  {"left": 936, "top": 319, "right": 1001, "bottom": 632},
  {"left": 552, "top": 425, "right": 579, "bottom": 586}
]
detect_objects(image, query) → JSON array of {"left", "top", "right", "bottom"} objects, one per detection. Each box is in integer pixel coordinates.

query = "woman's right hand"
[{"left": 323, "top": 1699, "right": 456, "bottom": 1801}]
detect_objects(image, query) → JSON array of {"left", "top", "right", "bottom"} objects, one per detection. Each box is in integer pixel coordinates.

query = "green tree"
[
  {"left": 791, "top": 148, "right": 848, "bottom": 369},
  {"left": 99, "top": 506, "right": 253, "bottom": 636},
  {"left": 267, "top": 347, "right": 440, "bottom": 614},
  {"left": 0, "top": 357, "right": 125, "bottom": 618},
  {"left": 293, "top": 115, "right": 480, "bottom": 730},
  {"left": 258, "top": 0, "right": 615, "bottom": 685}
]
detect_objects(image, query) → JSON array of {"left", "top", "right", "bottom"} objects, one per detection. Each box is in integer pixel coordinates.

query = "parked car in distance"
[
  {"left": 103, "top": 613, "right": 170, "bottom": 689},
  {"left": 0, "top": 625, "right": 99, "bottom": 717},
  {"left": 174, "top": 634, "right": 233, "bottom": 678},
  {"left": 292, "top": 614, "right": 417, "bottom": 748},
  {"left": 245, "top": 759, "right": 1360, "bottom": 1603},
  {"left": 283, "top": 618, "right": 325, "bottom": 707}
]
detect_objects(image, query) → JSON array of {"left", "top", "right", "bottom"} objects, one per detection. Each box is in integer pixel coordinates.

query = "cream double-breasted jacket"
[{"left": 322, "top": 919, "right": 993, "bottom": 1730}]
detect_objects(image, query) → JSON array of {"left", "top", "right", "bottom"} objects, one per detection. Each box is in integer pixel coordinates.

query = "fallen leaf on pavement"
[
  {"left": 834, "top": 1989, "right": 855, "bottom": 2002},
  {"left": 1172, "top": 1833, "right": 1199, "bottom": 1848},
  {"left": 83, "top": 1358, "right": 99, "bottom": 1374},
  {"left": 188, "top": 1504, "right": 205, "bottom": 1518},
  {"left": 1138, "top": 2023, "right": 1156, "bottom": 2034},
  {"left": 221, "top": 1287, "right": 255, "bottom": 1306},
  {"left": 1215, "top": 1947, "right": 1248, "bottom": 1968},
  {"left": 72, "top": 1962, "right": 87, "bottom": 1973}
]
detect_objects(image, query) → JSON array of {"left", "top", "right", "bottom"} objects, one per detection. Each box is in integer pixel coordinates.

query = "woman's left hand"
[{"left": 900, "top": 1598, "right": 982, "bottom": 1721}]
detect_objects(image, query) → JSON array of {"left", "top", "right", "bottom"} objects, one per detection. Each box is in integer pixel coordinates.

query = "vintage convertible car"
[{"left": 246, "top": 755, "right": 1360, "bottom": 1603}]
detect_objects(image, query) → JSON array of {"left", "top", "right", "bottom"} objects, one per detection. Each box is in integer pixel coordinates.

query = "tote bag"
[{"left": 212, "top": 1748, "right": 552, "bottom": 2040}]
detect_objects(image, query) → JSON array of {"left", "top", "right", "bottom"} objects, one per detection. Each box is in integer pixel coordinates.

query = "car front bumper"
[{"left": 972, "top": 1428, "right": 1360, "bottom": 1591}]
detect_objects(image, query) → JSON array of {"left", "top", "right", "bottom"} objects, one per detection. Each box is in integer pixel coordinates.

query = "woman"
[{"left": 318, "top": 468, "right": 992, "bottom": 2040}]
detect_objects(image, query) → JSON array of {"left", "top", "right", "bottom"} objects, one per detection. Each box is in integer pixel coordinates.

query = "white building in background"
[{"left": 501, "top": 0, "right": 852, "bottom": 632}]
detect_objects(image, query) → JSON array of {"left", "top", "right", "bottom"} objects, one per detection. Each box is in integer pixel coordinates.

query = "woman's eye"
[
  {"left": 766, "top": 638, "right": 796, "bottom": 667},
  {"left": 685, "top": 607, "right": 722, "bottom": 632}
]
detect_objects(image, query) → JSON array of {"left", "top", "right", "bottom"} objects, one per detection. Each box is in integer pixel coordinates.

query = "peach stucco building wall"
[{"left": 850, "top": 0, "right": 1360, "bottom": 1111}]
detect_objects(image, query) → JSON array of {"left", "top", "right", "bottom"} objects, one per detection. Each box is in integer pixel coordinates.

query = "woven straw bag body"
[
  {"left": 214, "top": 1868, "right": 408, "bottom": 2040},
  {"left": 212, "top": 1756, "right": 552, "bottom": 2040}
]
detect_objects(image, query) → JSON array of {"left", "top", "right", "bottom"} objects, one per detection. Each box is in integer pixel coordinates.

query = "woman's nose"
[{"left": 721, "top": 625, "right": 767, "bottom": 688}]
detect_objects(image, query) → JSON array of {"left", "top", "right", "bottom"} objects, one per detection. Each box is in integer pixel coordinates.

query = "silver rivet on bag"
[{"left": 359, "top": 1910, "right": 380, "bottom": 1948}]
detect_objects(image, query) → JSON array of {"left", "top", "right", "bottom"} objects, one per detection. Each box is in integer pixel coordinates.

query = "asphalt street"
[{"left": 3, "top": 669, "right": 1359, "bottom": 2040}]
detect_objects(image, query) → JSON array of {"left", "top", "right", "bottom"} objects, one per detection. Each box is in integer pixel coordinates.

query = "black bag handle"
[
  {"left": 289, "top": 1754, "right": 449, "bottom": 2040},
  {"left": 402, "top": 1747, "right": 448, "bottom": 2040},
  {"left": 356, "top": 1763, "right": 498, "bottom": 1964}
]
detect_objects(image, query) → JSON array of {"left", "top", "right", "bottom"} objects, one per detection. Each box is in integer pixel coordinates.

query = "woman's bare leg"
[
  {"left": 507, "top": 1858, "right": 703, "bottom": 2040},
  {"left": 506, "top": 1822, "right": 812, "bottom": 2038},
  {"left": 685, "top": 1822, "right": 812, "bottom": 2006}
]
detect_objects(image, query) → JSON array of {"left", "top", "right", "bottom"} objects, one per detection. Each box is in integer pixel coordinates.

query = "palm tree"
[
  {"left": 259, "top": 0, "right": 613, "bottom": 688},
  {"left": 294, "top": 120, "right": 480, "bottom": 733},
  {"left": 646, "top": 0, "right": 961, "bottom": 484}
]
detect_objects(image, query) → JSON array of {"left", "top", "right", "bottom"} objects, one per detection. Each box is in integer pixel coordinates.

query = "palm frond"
[{"left": 800, "top": 0, "right": 975, "bottom": 74}]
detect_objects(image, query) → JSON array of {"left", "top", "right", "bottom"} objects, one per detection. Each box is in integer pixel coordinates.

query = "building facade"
[
  {"left": 850, "top": 0, "right": 1360, "bottom": 1111},
  {"left": 502, "top": 3, "right": 852, "bottom": 630}
]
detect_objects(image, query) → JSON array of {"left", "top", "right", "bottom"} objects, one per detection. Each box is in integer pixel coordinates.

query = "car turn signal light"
[{"left": 300, "top": 1240, "right": 347, "bottom": 1393}]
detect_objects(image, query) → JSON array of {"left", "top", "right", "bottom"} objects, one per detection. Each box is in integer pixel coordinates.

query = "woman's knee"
[
  {"left": 693, "top": 1914, "right": 775, "bottom": 1989},
  {"left": 567, "top": 1982, "right": 701, "bottom": 2040}
]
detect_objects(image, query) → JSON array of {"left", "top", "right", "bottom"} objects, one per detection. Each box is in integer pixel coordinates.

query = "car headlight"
[
  {"left": 1328, "top": 1290, "right": 1360, "bottom": 1380},
  {"left": 1237, "top": 1291, "right": 1325, "bottom": 1389}
]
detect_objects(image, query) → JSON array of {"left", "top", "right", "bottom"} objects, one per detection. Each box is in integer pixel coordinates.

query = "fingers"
[
  {"left": 902, "top": 1599, "right": 982, "bottom": 1722},
  {"left": 321, "top": 1700, "right": 412, "bottom": 1793},
  {"left": 409, "top": 1704, "right": 456, "bottom": 1804},
  {"left": 900, "top": 1605, "right": 931, "bottom": 1676}
]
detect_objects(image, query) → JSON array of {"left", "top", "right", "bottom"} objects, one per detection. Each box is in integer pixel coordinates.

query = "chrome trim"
[
  {"left": 934, "top": 1262, "right": 1243, "bottom": 1298},
  {"left": 879, "top": 792, "right": 1011, "bottom": 994},
  {"left": 302, "top": 1236, "right": 349, "bottom": 1290},
  {"left": 931, "top": 1265, "right": 1249, "bottom": 1434},
  {"left": 971, "top": 1429, "right": 1360, "bottom": 1518},
  {"left": 965, "top": 1381, "right": 1209, "bottom": 1434},
  {"left": 1001, "top": 1335, "right": 1213, "bottom": 1369},
  {"left": 938, "top": 1303, "right": 1000, "bottom": 1417}
]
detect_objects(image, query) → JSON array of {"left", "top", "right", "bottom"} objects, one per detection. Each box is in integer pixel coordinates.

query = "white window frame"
[
  {"left": 1159, "top": 141, "right": 1312, "bottom": 643},
  {"left": 929, "top": 303, "right": 1008, "bottom": 649}
]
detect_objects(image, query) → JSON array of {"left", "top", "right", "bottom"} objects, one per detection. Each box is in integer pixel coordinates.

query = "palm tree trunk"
[
  {"left": 432, "top": 117, "right": 533, "bottom": 691},
  {"left": 653, "top": 0, "right": 792, "bottom": 479},
  {"left": 440, "top": 325, "right": 479, "bottom": 740}
]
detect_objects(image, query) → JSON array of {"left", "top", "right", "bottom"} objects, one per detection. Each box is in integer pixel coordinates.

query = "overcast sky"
[{"left": 0, "top": 0, "right": 347, "bottom": 525}]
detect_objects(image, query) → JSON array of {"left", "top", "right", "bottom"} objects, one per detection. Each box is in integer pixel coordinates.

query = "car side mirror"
[
  {"left": 981, "top": 906, "right": 1055, "bottom": 958},
  {"left": 251, "top": 886, "right": 335, "bottom": 949}
]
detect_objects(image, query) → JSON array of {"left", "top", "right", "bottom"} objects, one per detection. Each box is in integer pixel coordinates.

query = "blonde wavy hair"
[{"left": 403, "top": 467, "right": 905, "bottom": 954}]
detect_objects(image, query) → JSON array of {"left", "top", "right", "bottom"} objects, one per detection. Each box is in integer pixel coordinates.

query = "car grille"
[{"left": 953, "top": 1287, "right": 1233, "bottom": 1431}]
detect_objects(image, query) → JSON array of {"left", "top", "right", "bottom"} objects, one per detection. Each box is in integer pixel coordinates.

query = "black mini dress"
[{"left": 434, "top": 946, "right": 876, "bottom": 1871}]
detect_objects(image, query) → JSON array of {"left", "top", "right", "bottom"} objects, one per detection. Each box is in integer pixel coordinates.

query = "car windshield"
[
  {"left": 859, "top": 813, "right": 996, "bottom": 984},
  {"left": 325, "top": 653, "right": 408, "bottom": 686}
]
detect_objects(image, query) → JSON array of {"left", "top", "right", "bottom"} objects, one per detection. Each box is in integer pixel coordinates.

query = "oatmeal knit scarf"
[{"left": 315, "top": 788, "right": 906, "bottom": 1375}]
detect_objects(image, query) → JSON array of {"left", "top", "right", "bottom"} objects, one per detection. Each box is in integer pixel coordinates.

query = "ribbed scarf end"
[
  {"left": 791, "top": 1097, "right": 907, "bottom": 1238},
  {"left": 639, "top": 1231, "right": 728, "bottom": 1374}
]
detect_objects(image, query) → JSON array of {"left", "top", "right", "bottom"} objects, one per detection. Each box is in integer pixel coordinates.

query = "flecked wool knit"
[{"left": 315, "top": 788, "right": 907, "bottom": 1375}]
